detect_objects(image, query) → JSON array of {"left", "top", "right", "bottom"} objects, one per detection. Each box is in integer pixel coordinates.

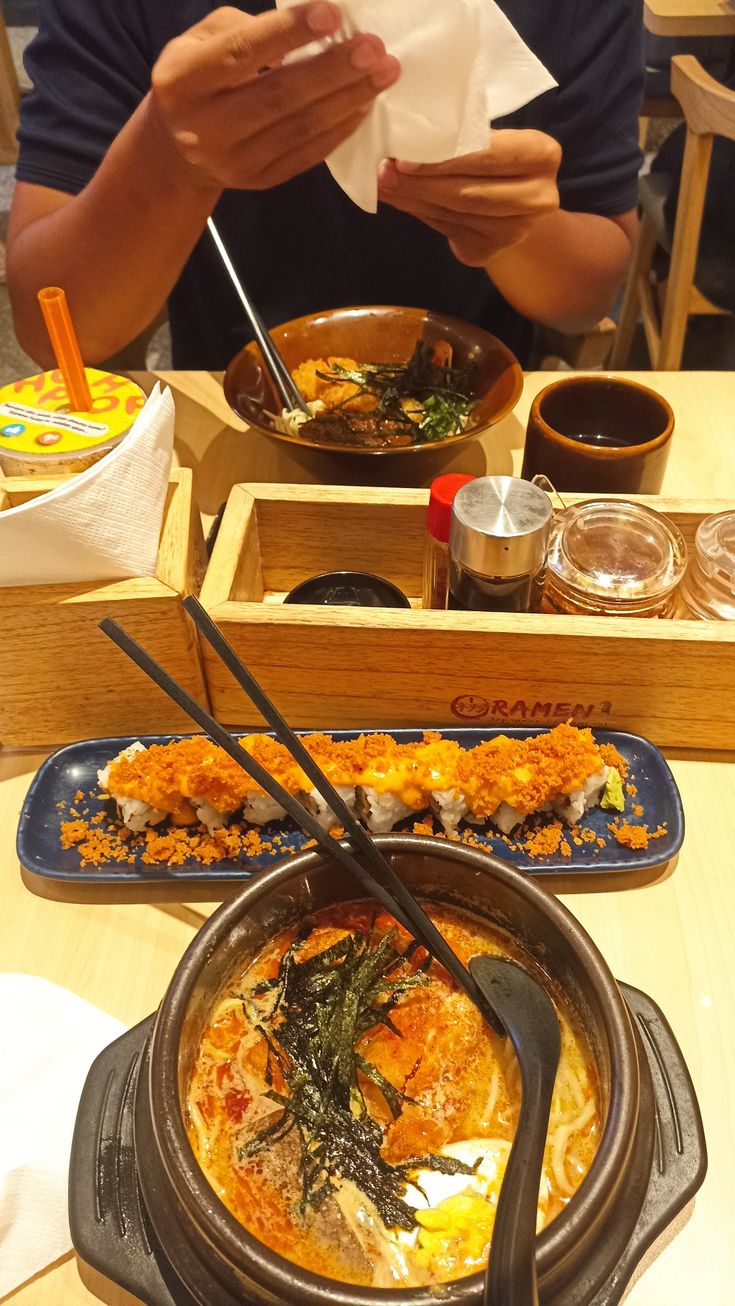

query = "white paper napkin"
[
  {"left": 277, "top": 0, "right": 556, "bottom": 211},
  {"left": 0, "top": 383, "right": 175, "bottom": 586},
  {"left": 0, "top": 974, "right": 126, "bottom": 1297}
]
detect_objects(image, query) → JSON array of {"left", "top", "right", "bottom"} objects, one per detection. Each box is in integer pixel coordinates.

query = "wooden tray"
[
  {"left": 198, "top": 484, "right": 735, "bottom": 752},
  {"left": 0, "top": 469, "right": 209, "bottom": 747}
]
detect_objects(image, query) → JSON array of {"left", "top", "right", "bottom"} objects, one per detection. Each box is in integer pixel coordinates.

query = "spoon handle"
[
  {"left": 484, "top": 1069, "right": 556, "bottom": 1306},
  {"left": 469, "top": 955, "right": 561, "bottom": 1306}
]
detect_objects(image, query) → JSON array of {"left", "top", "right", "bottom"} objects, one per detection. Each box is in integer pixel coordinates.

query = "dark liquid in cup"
[{"left": 565, "top": 430, "right": 642, "bottom": 448}]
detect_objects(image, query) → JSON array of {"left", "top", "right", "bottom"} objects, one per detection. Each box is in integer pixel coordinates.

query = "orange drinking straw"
[{"left": 37, "top": 286, "right": 93, "bottom": 411}]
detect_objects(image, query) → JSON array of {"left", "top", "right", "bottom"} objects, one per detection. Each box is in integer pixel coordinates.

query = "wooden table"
[
  {"left": 3, "top": 370, "right": 735, "bottom": 1305},
  {"left": 644, "top": 0, "right": 735, "bottom": 37}
]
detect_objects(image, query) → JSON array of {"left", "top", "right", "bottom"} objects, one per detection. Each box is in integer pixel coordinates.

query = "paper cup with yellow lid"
[
  {"left": 0, "top": 286, "right": 145, "bottom": 476},
  {"left": 0, "top": 367, "right": 146, "bottom": 475}
]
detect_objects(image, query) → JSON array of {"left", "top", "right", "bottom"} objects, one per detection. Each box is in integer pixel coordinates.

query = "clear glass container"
[
  {"left": 543, "top": 499, "right": 688, "bottom": 618},
  {"left": 679, "top": 511, "right": 735, "bottom": 620}
]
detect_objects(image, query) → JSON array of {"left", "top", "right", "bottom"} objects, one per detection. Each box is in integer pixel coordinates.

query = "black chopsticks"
[
  {"left": 99, "top": 609, "right": 504, "bottom": 1037},
  {"left": 207, "top": 217, "right": 309, "bottom": 415}
]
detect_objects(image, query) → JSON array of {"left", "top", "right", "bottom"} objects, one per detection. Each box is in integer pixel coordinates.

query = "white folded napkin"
[
  {"left": 0, "top": 383, "right": 175, "bottom": 586},
  {"left": 0, "top": 974, "right": 126, "bottom": 1297},
  {"left": 277, "top": 0, "right": 556, "bottom": 211}
]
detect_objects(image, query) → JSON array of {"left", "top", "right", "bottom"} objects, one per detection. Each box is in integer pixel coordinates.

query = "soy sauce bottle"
[{"left": 448, "top": 476, "right": 552, "bottom": 613}]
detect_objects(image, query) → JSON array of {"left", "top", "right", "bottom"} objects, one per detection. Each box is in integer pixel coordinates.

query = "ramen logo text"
[{"left": 451, "top": 696, "right": 613, "bottom": 722}]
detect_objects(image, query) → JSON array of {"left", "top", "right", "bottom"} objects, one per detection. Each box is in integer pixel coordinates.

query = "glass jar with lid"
[
  {"left": 679, "top": 510, "right": 735, "bottom": 620},
  {"left": 543, "top": 499, "right": 687, "bottom": 618}
]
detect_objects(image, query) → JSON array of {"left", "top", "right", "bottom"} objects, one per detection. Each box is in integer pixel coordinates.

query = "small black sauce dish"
[{"left": 283, "top": 570, "right": 411, "bottom": 608}]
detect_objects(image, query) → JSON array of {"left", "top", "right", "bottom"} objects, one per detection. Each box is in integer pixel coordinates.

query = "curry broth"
[{"left": 186, "top": 902, "right": 600, "bottom": 1288}]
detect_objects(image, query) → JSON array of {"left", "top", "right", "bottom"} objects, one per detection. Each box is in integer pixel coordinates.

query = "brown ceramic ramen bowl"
[
  {"left": 223, "top": 305, "right": 523, "bottom": 456},
  {"left": 134, "top": 835, "right": 659, "bottom": 1306}
]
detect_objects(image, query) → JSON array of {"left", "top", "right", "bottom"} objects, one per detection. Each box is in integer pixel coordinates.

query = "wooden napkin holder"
[
  {"left": 0, "top": 468, "right": 209, "bottom": 747},
  {"left": 198, "top": 483, "right": 735, "bottom": 751}
]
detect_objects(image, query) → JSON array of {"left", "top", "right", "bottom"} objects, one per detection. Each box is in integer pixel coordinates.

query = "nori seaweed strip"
[
  {"left": 239, "top": 920, "right": 471, "bottom": 1227},
  {"left": 353, "top": 1053, "right": 412, "bottom": 1120}
]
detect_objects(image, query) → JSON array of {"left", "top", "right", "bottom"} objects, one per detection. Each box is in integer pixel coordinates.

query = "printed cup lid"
[{"left": 0, "top": 368, "right": 145, "bottom": 458}]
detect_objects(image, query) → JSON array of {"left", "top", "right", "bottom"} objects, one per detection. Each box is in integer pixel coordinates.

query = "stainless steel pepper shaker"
[{"left": 448, "top": 476, "right": 552, "bottom": 612}]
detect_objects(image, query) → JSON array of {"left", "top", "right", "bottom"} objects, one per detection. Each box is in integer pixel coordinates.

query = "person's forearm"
[
  {"left": 7, "top": 94, "right": 222, "bottom": 365},
  {"left": 485, "top": 209, "right": 634, "bottom": 334}
]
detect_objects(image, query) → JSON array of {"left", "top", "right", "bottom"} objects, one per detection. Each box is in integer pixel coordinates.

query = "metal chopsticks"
[
  {"left": 99, "top": 610, "right": 504, "bottom": 1037},
  {"left": 207, "top": 217, "right": 310, "bottom": 414}
]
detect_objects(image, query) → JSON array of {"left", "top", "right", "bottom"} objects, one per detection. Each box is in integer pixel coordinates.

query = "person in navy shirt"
[{"left": 7, "top": 1, "right": 644, "bottom": 368}]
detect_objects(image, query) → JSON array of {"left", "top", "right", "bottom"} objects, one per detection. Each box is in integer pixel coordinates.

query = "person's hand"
[
  {"left": 377, "top": 130, "right": 561, "bottom": 267},
  {"left": 150, "top": 2, "right": 400, "bottom": 191}
]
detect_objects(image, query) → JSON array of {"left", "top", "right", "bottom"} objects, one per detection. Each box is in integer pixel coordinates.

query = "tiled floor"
[{"left": 2, "top": 25, "right": 735, "bottom": 385}]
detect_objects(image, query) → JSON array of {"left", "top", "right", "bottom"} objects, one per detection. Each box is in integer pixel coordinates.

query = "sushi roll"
[
  {"left": 352, "top": 734, "right": 428, "bottom": 833},
  {"left": 97, "top": 723, "right": 622, "bottom": 843},
  {"left": 296, "top": 734, "right": 359, "bottom": 831},
  {"left": 100, "top": 735, "right": 293, "bottom": 831},
  {"left": 98, "top": 742, "right": 168, "bottom": 831},
  {"left": 458, "top": 725, "right": 610, "bottom": 834},
  {"left": 412, "top": 734, "right": 468, "bottom": 833}
]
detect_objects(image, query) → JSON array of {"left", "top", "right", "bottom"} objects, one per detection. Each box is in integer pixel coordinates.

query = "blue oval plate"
[{"left": 17, "top": 727, "right": 684, "bottom": 895}]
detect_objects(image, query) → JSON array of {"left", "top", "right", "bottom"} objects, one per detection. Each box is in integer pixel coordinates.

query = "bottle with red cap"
[{"left": 423, "top": 473, "right": 475, "bottom": 609}]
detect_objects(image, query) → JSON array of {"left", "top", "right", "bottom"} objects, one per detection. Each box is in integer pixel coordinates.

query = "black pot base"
[{"left": 69, "top": 985, "right": 706, "bottom": 1306}]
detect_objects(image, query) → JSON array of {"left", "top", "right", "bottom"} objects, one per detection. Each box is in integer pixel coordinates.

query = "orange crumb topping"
[
  {"left": 608, "top": 820, "right": 667, "bottom": 850},
  {"left": 458, "top": 723, "right": 605, "bottom": 819},
  {"left": 521, "top": 821, "right": 565, "bottom": 857},
  {"left": 106, "top": 734, "right": 306, "bottom": 815},
  {"left": 599, "top": 743, "right": 628, "bottom": 779}
]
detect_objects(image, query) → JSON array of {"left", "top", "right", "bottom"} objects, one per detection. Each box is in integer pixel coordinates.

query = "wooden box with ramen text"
[
  {"left": 0, "top": 468, "right": 209, "bottom": 747},
  {"left": 199, "top": 483, "right": 735, "bottom": 751}
]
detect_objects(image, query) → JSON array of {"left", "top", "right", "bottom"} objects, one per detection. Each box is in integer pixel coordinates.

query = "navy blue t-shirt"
[{"left": 16, "top": 1, "right": 644, "bottom": 367}]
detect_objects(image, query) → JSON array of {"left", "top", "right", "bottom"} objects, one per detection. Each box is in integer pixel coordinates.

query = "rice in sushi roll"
[{"left": 352, "top": 734, "right": 427, "bottom": 833}]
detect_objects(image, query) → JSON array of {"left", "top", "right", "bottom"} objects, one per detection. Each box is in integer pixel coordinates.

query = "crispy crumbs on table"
[{"left": 625, "top": 782, "right": 638, "bottom": 797}]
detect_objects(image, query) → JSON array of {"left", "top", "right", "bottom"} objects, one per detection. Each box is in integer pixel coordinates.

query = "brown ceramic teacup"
[{"left": 521, "top": 375, "right": 674, "bottom": 493}]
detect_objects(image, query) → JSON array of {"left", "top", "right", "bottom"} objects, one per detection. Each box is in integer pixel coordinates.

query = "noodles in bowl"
[{"left": 186, "top": 899, "right": 600, "bottom": 1290}]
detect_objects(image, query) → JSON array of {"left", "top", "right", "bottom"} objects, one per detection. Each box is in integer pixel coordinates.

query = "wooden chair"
[
  {"left": 611, "top": 55, "right": 735, "bottom": 370},
  {"left": 0, "top": 6, "right": 20, "bottom": 166}
]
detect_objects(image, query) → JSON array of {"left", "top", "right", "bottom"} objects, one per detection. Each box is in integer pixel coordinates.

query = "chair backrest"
[
  {"left": 0, "top": 8, "right": 21, "bottom": 165},
  {"left": 671, "top": 54, "right": 735, "bottom": 141}
]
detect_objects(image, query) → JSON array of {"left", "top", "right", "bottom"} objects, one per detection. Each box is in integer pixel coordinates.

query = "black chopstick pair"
[{"left": 99, "top": 596, "right": 504, "bottom": 1037}]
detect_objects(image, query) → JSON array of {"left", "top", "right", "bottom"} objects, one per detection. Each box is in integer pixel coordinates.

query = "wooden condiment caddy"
[
  {"left": 199, "top": 483, "right": 735, "bottom": 751},
  {"left": 0, "top": 468, "right": 209, "bottom": 747}
]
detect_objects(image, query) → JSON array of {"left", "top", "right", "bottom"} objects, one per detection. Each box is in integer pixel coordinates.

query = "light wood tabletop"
[
  {"left": 644, "top": 0, "right": 735, "bottom": 36},
  {"left": 2, "top": 370, "right": 735, "bottom": 1305}
]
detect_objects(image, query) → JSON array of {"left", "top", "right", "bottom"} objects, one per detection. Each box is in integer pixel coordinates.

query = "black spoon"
[{"left": 469, "top": 955, "right": 562, "bottom": 1306}]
